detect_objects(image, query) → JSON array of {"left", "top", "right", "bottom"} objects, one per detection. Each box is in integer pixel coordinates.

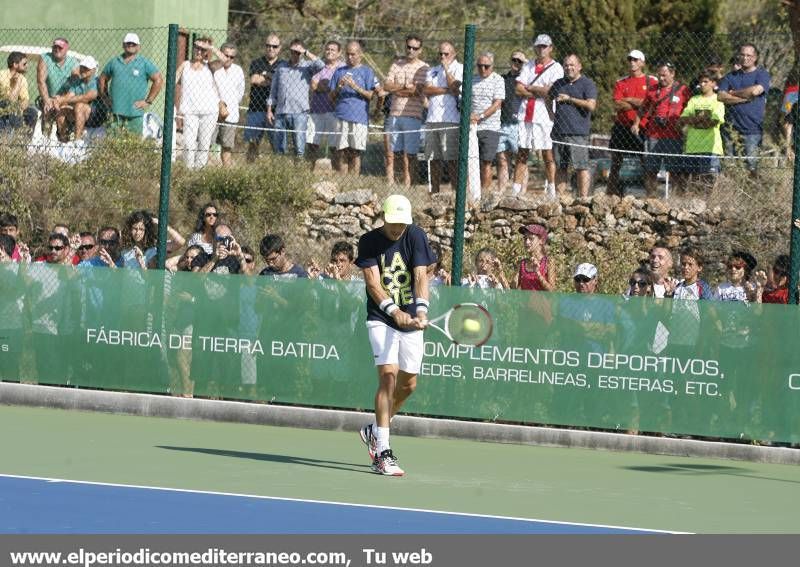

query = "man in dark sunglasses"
[
  {"left": 497, "top": 50, "right": 527, "bottom": 192},
  {"left": 245, "top": 33, "right": 287, "bottom": 161},
  {"left": 79, "top": 227, "right": 122, "bottom": 268},
  {"left": 45, "top": 233, "right": 71, "bottom": 265},
  {"left": 77, "top": 232, "right": 98, "bottom": 262},
  {"left": 383, "top": 34, "right": 428, "bottom": 187}
]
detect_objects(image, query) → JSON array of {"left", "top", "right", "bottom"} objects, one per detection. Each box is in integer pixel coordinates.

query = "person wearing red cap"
[
  {"left": 515, "top": 223, "right": 556, "bottom": 291},
  {"left": 36, "top": 37, "right": 79, "bottom": 130}
]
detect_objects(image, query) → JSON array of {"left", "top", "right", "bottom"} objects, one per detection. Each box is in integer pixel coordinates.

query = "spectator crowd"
[{"left": 0, "top": 31, "right": 789, "bottom": 201}]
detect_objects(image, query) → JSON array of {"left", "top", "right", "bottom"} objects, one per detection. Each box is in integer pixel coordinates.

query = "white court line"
[{"left": 0, "top": 472, "right": 687, "bottom": 534}]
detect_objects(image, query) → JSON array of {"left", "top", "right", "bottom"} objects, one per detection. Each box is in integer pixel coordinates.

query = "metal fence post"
[
  {"left": 451, "top": 24, "right": 477, "bottom": 285},
  {"left": 790, "top": 88, "right": 800, "bottom": 303},
  {"left": 156, "top": 23, "right": 180, "bottom": 269}
]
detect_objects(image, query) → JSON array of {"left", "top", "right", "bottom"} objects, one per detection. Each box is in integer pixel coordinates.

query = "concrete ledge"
[{"left": 2, "top": 382, "right": 798, "bottom": 465}]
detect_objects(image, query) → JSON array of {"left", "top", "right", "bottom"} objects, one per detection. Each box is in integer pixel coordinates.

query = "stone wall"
[{"left": 303, "top": 182, "right": 732, "bottom": 260}]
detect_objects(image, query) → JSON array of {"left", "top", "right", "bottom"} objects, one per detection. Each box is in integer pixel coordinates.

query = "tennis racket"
[{"left": 425, "top": 302, "right": 493, "bottom": 346}]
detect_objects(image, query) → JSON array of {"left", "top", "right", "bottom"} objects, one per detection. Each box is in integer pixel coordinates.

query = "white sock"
[{"left": 375, "top": 426, "right": 390, "bottom": 454}]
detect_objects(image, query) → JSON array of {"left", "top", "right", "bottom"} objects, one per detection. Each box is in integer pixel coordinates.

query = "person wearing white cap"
[
  {"left": 99, "top": 32, "right": 163, "bottom": 135},
  {"left": 572, "top": 262, "right": 599, "bottom": 294},
  {"left": 52, "top": 55, "right": 106, "bottom": 143},
  {"left": 513, "top": 33, "right": 564, "bottom": 198},
  {"left": 607, "top": 49, "right": 656, "bottom": 197},
  {"left": 354, "top": 194, "right": 435, "bottom": 476},
  {"left": 37, "top": 37, "right": 79, "bottom": 129}
]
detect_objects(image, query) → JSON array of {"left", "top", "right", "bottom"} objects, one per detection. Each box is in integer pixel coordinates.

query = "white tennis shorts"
[
  {"left": 518, "top": 121, "right": 554, "bottom": 150},
  {"left": 367, "top": 321, "right": 424, "bottom": 374}
]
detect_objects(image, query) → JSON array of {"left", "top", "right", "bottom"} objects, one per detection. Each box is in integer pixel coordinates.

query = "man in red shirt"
[
  {"left": 607, "top": 50, "right": 655, "bottom": 197},
  {"left": 632, "top": 62, "right": 690, "bottom": 196}
]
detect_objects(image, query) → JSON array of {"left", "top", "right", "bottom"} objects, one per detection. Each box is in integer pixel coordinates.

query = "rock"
[
  {"left": 686, "top": 198, "right": 707, "bottom": 215},
  {"left": 537, "top": 200, "right": 563, "bottom": 217},
  {"left": 427, "top": 204, "right": 447, "bottom": 218},
  {"left": 334, "top": 189, "right": 373, "bottom": 206},
  {"left": 563, "top": 214, "right": 578, "bottom": 231},
  {"left": 492, "top": 219, "right": 511, "bottom": 227},
  {"left": 644, "top": 198, "right": 670, "bottom": 215},
  {"left": 498, "top": 196, "right": 538, "bottom": 211},
  {"left": 312, "top": 181, "right": 337, "bottom": 201},
  {"left": 562, "top": 232, "right": 586, "bottom": 251},
  {"left": 326, "top": 204, "right": 346, "bottom": 215},
  {"left": 627, "top": 208, "right": 653, "bottom": 222},
  {"left": 565, "top": 204, "right": 591, "bottom": 216}
]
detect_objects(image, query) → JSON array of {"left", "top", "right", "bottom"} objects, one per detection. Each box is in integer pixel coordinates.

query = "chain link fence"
[{"left": 1, "top": 26, "right": 798, "bottom": 284}]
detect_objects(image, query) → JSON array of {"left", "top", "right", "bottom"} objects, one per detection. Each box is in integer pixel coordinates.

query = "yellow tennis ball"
[{"left": 463, "top": 318, "right": 480, "bottom": 333}]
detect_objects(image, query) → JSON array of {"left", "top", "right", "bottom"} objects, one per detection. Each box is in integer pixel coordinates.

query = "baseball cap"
[
  {"left": 628, "top": 49, "right": 646, "bottom": 62},
  {"left": 123, "top": 33, "right": 141, "bottom": 45},
  {"left": 52, "top": 38, "right": 69, "bottom": 49},
  {"left": 533, "top": 34, "right": 553, "bottom": 47},
  {"left": 518, "top": 224, "right": 548, "bottom": 241},
  {"left": 382, "top": 194, "right": 413, "bottom": 225},
  {"left": 79, "top": 56, "right": 98, "bottom": 70},
  {"left": 573, "top": 263, "right": 598, "bottom": 279}
]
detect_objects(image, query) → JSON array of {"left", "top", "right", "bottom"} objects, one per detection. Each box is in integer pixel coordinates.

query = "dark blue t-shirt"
[
  {"left": 718, "top": 67, "right": 770, "bottom": 135},
  {"left": 550, "top": 75, "right": 598, "bottom": 136},
  {"left": 356, "top": 224, "right": 434, "bottom": 330},
  {"left": 259, "top": 263, "right": 309, "bottom": 279}
]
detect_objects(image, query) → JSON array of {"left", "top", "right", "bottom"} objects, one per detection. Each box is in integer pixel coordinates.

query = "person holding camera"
[
  {"left": 631, "top": 62, "right": 690, "bottom": 197},
  {"left": 198, "top": 223, "right": 243, "bottom": 275}
]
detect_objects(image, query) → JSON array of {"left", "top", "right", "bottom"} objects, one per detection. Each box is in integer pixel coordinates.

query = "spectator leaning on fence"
[
  {"left": 470, "top": 52, "right": 505, "bottom": 194},
  {"left": 716, "top": 43, "right": 770, "bottom": 178},
  {"left": 99, "top": 33, "right": 164, "bottom": 136},
  {"left": 383, "top": 34, "right": 429, "bottom": 187},
  {"left": 632, "top": 62, "right": 690, "bottom": 197},
  {"left": 678, "top": 71, "right": 725, "bottom": 183},
  {"left": 496, "top": 51, "right": 526, "bottom": 192},
  {"left": 423, "top": 42, "right": 463, "bottom": 194},
  {"left": 267, "top": 39, "right": 322, "bottom": 158},
  {"left": 176, "top": 38, "right": 225, "bottom": 169},
  {"left": 53, "top": 56, "right": 106, "bottom": 145},
  {"left": 550, "top": 54, "right": 597, "bottom": 198},
  {"left": 308, "top": 41, "right": 344, "bottom": 168},
  {"left": 514, "top": 34, "right": 564, "bottom": 198},
  {"left": 213, "top": 42, "right": 245, "bottom": 168},
  {"left": 37, "top": 37, "right": 78, "bottom": 133},
  {"left": 607, "top": 49, "right": 655, "bottom": 198},
  {"left": 0, "top": 52, "right": 37, "bottom": 132},
  {"left": 330, "top": 41, "right": 379, "bottom": 176},
  {"left": 245, "top": 33, "right": 286, "bottom": 162}
]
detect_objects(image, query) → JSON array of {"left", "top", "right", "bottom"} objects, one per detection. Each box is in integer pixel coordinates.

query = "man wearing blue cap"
[{"left": 355, "top": 194, "right": 435, "bottom": 476}]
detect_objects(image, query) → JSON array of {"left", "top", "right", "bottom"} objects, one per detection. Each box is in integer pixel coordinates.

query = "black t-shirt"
[
  {"left": 211, "top": 256, "right": 241, "bottom": 275},
  {"left": 356, "top": 224, "right": 434, "bottom": 330},
  {"left": 500, "top": 70, "right": 520, "bottom": 124},
  {"left": 258, "top": 264, "right": 309, "bottom": 279},
  {"left": 248, "top": 57, "right": 287, "bottom": 112}
]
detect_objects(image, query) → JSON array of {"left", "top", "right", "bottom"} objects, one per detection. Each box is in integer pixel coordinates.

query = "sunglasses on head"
[
  {"left": 629, "top": 279, "right": 648, "bottom": 287},
  {"left": 574, "top": 275, "right": 592, "bottom": 283},
  {"left": 78, "top": 244, "right": 95, "bottom": 251}
]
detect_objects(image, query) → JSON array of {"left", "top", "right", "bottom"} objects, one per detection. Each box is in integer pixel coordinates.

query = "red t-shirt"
[
  {"left": 518, "top": 257, "right": 549, "bottom": 291},
  {"left": 762, "top": 286, "right": 788, "bottom": 304},
  {"left": 640, "top": 82, "right": 690, "bottom": 139},
  {"left": 614, "top": 74, "right": 656, "bottom": 127}
]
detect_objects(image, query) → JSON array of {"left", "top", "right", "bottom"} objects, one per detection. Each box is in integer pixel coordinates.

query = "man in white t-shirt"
[
  {"left": 470, "top": 52, "right": 505, "bottom": 193},
  {"left": 422, "top": 41, "right": 463, "bottom": 193},
  {"left": 213, "top": 42, "right": 245, "bottom": 167},
  {"left": 514, "top": 34, "right": 564, "bottom": 197}
]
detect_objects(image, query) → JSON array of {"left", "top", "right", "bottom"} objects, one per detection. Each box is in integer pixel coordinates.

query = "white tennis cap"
[
  {"left": 382, "top": 194, "right": 413, "bottom": 224},
  {"left": 573, "top": 262, "right": 598, "bottom": 279},
  {"left": 533, "top": 34, "right": 553, "bottom": 47},
  {"left": 628, "top": 49, "right": 645, "bottom": 62},
  {"left": 79, "top": 56, "right": 98, "bottom": 70},
  {"left": 123, "top": 32, "right": 141, "bottom": 45}
]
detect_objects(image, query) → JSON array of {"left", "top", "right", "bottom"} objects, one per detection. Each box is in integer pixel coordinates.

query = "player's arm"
[
  {"left": 363, "top": 265, "right": 415, "bottom": 328},
  {"left": 412, "top": 264, "right": 430, "bottom": 327}
]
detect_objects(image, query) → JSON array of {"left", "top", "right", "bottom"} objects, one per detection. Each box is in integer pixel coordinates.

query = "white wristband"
[
  {"left": 416, "top": 305, "right": 428, "bottom": 314},
  {"left": 386, "top": 303, "right": 400, "bottom": 316}
]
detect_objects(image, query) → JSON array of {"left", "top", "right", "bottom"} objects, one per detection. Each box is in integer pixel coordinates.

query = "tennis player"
[{"left": 355, "top": 194, "right": 435, "bottom": 476}]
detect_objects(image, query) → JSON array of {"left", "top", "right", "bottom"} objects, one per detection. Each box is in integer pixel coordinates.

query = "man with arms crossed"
[{"left": 356, "top": 194, "right": 434, "bottom": 476}]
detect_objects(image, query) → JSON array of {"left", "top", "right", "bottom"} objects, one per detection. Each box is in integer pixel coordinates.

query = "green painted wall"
[{"left": 0, "top": 0, "right": 228, "bottom": 29}]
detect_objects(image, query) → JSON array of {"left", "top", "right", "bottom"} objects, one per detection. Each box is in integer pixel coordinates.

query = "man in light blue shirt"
[{"left": 267, "top": 39, "right": 323, "bottom": 157}]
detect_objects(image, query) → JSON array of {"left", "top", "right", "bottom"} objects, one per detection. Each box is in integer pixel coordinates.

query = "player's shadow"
[
  {"left": 157, "top": 445, "right": 373, "bottom": 474},
  {"left": 623, "top": 462, "right": 800, "bottom": 485}
]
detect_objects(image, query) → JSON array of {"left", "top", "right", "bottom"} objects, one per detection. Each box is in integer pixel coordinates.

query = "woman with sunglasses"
[
  {"left": 626, "top": 267, "right": 655, "bottom": 297},
  {"left": 714, "top": 251, "right": 758, "bottom": 303},
  {"left": 186, "top": 203, "right": 219, "bottom": 254}
]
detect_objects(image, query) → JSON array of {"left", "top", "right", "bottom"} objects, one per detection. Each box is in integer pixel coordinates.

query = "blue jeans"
[
  {"left": 722, "top": 128, "right": 762, "bottom": 172},
  {"left": 274, "top": 113, "right": 308, "bottom": 156}
]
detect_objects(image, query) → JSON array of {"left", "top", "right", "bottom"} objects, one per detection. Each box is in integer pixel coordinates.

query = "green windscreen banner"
[{"left": 1, "top": 263, "right": 799, "bottom": 443}]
